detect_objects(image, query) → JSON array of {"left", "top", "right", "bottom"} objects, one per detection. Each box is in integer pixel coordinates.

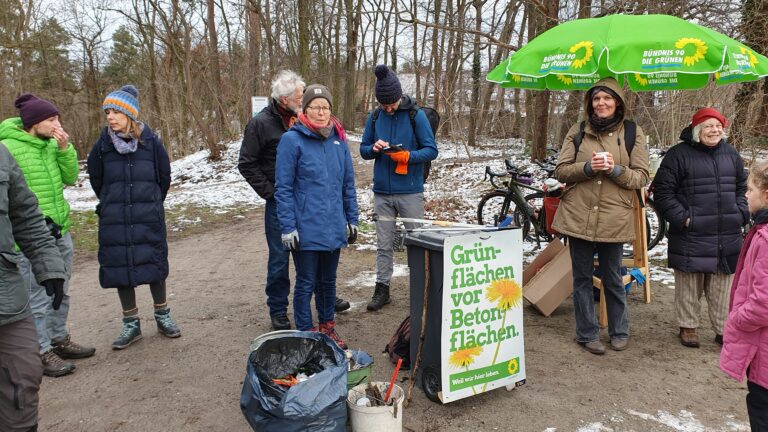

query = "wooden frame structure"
[{"left": 592, "top": 189, "right": 651, "bottom": 327}]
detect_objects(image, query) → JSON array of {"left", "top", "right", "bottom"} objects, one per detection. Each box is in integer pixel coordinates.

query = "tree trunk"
[
  {"left": 530, "top": 0, "right": 559, "bottom": 162},
  {"left": 467, "top": 0, "right": 485, "bottom": 147},
  {"left": 298, "top": 0, "right": 310, "bottom": 78},
  {"left": 206, "top": 0, "right": 227, "bottom": 135}
]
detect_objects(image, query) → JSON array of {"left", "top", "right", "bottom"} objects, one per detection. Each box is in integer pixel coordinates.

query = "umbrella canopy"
[{"left": 486, "top": 14, "right": 768, "bottom": 91}]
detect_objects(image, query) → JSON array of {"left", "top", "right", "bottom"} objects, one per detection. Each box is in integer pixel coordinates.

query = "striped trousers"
[{"left": 674, "top": 270, "right": 732, "bottom": 335}]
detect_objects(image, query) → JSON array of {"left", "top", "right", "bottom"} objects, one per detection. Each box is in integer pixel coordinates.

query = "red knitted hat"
[{"left": 691, "top": 107, "right": 728, "bottom": 128}]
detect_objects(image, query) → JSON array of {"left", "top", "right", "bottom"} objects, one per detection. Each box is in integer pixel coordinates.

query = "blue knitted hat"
[
  {"left": 103, "top": 85, "right": 139, "bottom": 121},
  {"left": 374, "top": 65, "right": 402, "bottom": 104}
]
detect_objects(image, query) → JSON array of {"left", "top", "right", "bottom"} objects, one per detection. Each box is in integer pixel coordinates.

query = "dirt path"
[
  {"left": 38, "top": 144, "right": 750, "bottom": 431},
  {"left": 37, "top": 206, "right": 751, "bottom": 431}
]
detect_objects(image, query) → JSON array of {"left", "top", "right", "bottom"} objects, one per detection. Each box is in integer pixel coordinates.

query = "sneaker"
[
  {"left": 112, "top": 317, "right": 142, "bottom": 350},
  {"left": 335, "top": 297, "right": 351, "bottom": 313},
  {"left": 154, "top": 308, "right": 181, "bottom": 338},
  {"left": 270, "top": 313, "right": 291, "bottom": 330},
  {"left": 367, "top": 282, "right": 391, "bottom": 311},
  {"left": 319, "top": 321, "right": 348, "bottom": 349},
  {"left": 610, "top": 338, "right": 629, "bottom": 351},
  {"left": 41, "top": 349, "right": 75, "bottom": 377},
  {"left": 679, "top": 327, "right": 700, "bottom": 348},
  {"left": 52, "top": 335, "right": 96, "bottom": 359},
  {"left": 578, "top": 340, "right": 606, "bottom": 355}
]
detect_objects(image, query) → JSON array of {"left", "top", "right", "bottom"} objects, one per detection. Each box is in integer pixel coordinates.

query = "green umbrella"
[{"left": 486, "top": 14, "right": 768, "bottom": 91}]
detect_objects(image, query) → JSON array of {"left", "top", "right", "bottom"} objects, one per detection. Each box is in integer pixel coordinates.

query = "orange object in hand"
[{"left": 389, "top": 151, "right": 410, "bottom": 175}]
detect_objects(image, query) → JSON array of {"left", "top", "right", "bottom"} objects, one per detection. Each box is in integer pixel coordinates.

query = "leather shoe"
[
  {"left": 679, "top": 327, "right": 700, "bottom": 348},
  {"left": 578, "top": 340, "right": 606, "bottom": 355},
  {"left": 335, "top": 297, "right": 351, "bottom": 313},
  {"left": 610, "top": 338, "right": 629, "bottom": 351},
  {"left": 270, "top": 314, "right": 291, "bottom": 330}
]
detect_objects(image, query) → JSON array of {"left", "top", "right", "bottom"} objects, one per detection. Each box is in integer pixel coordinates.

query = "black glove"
[
  {"left": 41, "top": 279, "right": 65, "bottom": 310},
  {"left": 44, "top": 216, "right": 62, "bottom": 239},
  {"left": 347, "top": 224, "right": 358, "bottom": 245}
]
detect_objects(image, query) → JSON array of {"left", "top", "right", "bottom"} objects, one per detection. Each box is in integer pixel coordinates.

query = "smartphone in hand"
[{"left": 382, "top": 144, "right": 404, "bottom": 153}]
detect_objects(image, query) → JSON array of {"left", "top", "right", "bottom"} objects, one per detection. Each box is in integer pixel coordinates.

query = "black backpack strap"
[
  {"left": 623, "top": 120, "right": 636, "bottom": 156},
  {"left": 573, "top": 121, "right": 586, "bottom": 156},
  {"left": 409, "top": 108, "right": 420, "bottom": 146},
  {"left": 371, "top": 107, "right": 382, "bottom": 137}
]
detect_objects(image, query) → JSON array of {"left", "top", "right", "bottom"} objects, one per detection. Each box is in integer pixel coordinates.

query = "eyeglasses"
[{"left": 307, "top": 106, "right": 331, "bottom": 113}]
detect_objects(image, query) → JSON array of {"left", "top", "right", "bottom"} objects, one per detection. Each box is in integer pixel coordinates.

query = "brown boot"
[
  {"left": 52, "top": 335, "right": 96, "bottom": 359},
  {"left": 41, "top": 349, "right": 76, "bottom": 377},
  {"left": 679, "top": 327, "right": 700, "bottom": 348}
]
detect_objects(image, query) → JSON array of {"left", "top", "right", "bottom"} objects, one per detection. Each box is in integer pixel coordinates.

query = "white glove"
[{"left": 282, "top": 230, "right": 299, "bottom": 251}]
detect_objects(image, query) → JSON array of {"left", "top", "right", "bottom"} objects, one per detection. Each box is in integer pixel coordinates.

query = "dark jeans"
[
  {"left": 748, "top": 379, "right": 768, "bottom": 431},
  {"left": 265, "top": 199, "right": 291, "bottom": 316},
  {"left": 569, "top": 237, "right": 628, "bottom": 342},
  {"left": 292, "top": 249, "right": 340, "bottom": 331}
]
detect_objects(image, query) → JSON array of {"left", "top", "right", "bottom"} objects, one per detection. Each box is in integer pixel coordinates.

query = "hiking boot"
[
  {"left": 715, "top": 334, "right": 723, "bottom": 345},
  {"left": 335, "top": 297, "right": 351, "bottom": 313},
  {"left": 41, "top": 349, "right": 75, "bottom": 377},
  {"left": 610, "top": 338, "right": 629, "bottom": 351},
  {"left": 52, "top": 335, "right": 96, "bottom": 359},
  {"left": 578, "top": 340, "right": 606, "bottom": 355},
  {"left": 270, "top": 313, "right": 291, "bottom": 330},
  {"left": 367, "top": 282, "right": 391, "bottom": 311},
  {"left": 319, "top": 321, "right": 348, "bottom": 350},
  {"left": 112, "top": 317, "right": 142, "bottom": 350},
  {"left": 154, "top": 308, "right": 181, "bottom": 338},
  {"left": 679, "top": 327, "right": 700, "bottom": 348}
]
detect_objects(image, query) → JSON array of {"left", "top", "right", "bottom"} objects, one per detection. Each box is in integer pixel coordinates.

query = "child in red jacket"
[{"left": 720, "top": 159, "right": 768, "bottom": 431}]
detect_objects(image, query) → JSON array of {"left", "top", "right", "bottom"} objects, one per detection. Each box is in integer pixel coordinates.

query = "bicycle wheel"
[
  {"left": 514, "top": 192, "right": 552, "bottom": 243},
  {"left": 645, "top": 197, "right": 667, "bottom": 250},
  {"left": 477, "top": 191, "right": 516, "bottom": 226}
]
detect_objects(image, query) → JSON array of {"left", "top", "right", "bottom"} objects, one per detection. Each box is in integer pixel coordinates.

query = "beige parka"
[{"left": 551, "top": 78, "right": 650, "bottom": 243}]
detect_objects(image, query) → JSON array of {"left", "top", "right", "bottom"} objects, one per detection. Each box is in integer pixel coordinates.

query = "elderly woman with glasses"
[
  {"left": 653, "top": 107, "right": 749, "bottom": 349},
  {"left": 274, "top": 84, "right": 358, "bottom": 349}
]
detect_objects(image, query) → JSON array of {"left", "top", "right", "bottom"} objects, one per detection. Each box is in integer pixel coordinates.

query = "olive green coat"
[{"left": 551, "top": 78, "right": 650, "bottom": 243}]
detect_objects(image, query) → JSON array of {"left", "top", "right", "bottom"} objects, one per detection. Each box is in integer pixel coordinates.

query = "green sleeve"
[{"left": 57, "top": 143, "right": 79, "bottom": 186}]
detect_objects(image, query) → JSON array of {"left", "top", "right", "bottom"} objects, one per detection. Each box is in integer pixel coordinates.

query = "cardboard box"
[{"left": 522, "top": 239, "right": 573, "bottom": 317}]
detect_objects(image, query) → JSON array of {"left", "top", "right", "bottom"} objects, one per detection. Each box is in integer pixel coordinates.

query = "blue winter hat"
[
  {"left": 103, "top": 85, "right": 139, "bottom": 121},
  {"left": 374, "top": 65, "right": 402, "bottom": 104}
]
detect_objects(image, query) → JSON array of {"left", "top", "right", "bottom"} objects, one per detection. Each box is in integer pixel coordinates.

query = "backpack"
[
  {"left": 383, "top": 316, "right": 411, "bottom": 369},
  {"left": 371, "top": 104, "right": 440, "bottom": 181},
  {"left": 572, "top": 119, "right": 637, "bottom": 157}
]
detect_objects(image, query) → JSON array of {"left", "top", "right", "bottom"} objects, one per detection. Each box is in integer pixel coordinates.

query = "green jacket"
[
  {"left": 0, "top": 144, "right": 66, "bottom": 326},
  {"left": 0, "top": 117, "right": 78, "bottom": 233}
]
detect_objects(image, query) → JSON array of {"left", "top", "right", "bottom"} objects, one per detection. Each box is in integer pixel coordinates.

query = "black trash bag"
[{"left": 240, "top": 331, "right": 348, "bottom": 432}]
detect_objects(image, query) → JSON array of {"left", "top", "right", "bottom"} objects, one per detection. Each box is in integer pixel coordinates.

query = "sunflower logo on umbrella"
[
  {"left": 676, "top": 37, "right": 708, "bottom": 66},
  {"left": 556, "top": 75, "right": 573, "bottom": 85},
  {"left": 741, "top": 47, "right": 759, "bottom": 68},
  {"left": 569, "top": 41, "right": 594, "bottom": 69},
  {"left": 633, "top": 74, "right": 649, "bottom": 86}
]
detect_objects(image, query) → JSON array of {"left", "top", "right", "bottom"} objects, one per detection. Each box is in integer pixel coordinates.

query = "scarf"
[
  {"left": 297, "top": 113, "right": 346, "bottom": 142},
  {"left": 275, "top": 100, "right": 298, "bottom": 129},
  {"left": 109, "top": 122, "right": 145, "bottom": 154}
]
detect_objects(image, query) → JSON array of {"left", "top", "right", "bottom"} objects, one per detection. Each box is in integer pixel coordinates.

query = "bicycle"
[
  {"left": 476, "top": 159, "right": 556, "bottom": 246},
  {"left": 478, "top": 157, "right": 667, "bottom": 250}
]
